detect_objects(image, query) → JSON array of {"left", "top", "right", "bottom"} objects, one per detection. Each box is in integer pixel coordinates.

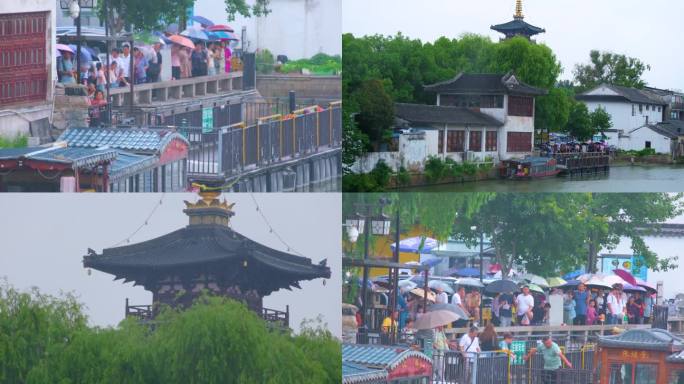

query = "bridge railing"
[
  {"left": 107, "top": 71, "right": 244, "bottom": 107},
  {"left": 184, "top": 101, "right": 341, "bottom": 178}
]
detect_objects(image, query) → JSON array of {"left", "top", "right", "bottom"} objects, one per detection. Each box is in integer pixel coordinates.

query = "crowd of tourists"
[{"left": 540, "top": 141, "right": 611, "bottom": 156}]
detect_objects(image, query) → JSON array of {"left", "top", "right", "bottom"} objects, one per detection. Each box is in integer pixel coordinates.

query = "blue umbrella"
[
  {"left": 181, "top": 28, "right": 209, "bottom": 41},
  {"left": 390, "top": 236, "right": 439, "bottom": 253},
  {"left": 165, "top": 23, "right": 179, "bottom": 34},
  {"left": 563, "top": 269, "right": 584, "bottom": 280},
  {"left": 191, "top": 15, "right": 215, "bottom": 27},
  {"left": 560, "top": 279, "right": 581, "bottom": 288},
  {"left": 68, "top": 44, "right": 96, "bottom": 64},
  {"left": 447, "top": 267, "right": 480, "bottom": 278},
  {"left": 206, "top": 30, "right": 239, "bottom": 41},
  {"left": 152, "top": 31, "right": 172, "bottom": 45},
  {"left": 421, "top": 258, "right": 442, "bottom": 267}
]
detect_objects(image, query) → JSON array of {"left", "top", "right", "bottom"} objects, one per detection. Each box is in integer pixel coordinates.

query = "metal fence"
[
  {"left": 433, "top": 346, "right": 597, "bottom": 384},
  {"left": 186, "top": 101, "right": 341, "bottom": 177}
]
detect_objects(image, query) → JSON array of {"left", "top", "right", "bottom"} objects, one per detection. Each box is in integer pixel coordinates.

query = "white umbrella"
[
  {"left": 429, "top": 280, "right": 454, "bottom": 295},
  {"left": 520, "top": 273, "right": 549, "bottom": 288},
  {"left": 414, "top": 309, "right": 462, "bottom": 330},
  {"left": 455, "top": 277, "right": 485, "bottom": 288}
]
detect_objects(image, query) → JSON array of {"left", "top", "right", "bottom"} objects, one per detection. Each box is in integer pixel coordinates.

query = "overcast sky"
[
  {"left": 0, "top": 193, "right": 341, "bottom": 337},
  {"left": 343, "top": 0, "right": 684, "bottom": 90}
]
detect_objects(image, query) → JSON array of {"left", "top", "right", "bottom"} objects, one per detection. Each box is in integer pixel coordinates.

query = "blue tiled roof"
[
  {"left": 59, "top": 128, "right": 188, "bottom": 154},
  {"left": 342, "top": 362, "right": 387, "bottom": 384},
  {"left": 342, "top": 344, "right": 431, "bottom": 370},
  {"left": 668, "top": 350, "right": 684, "bottom": 363},
  {"left": 0, "top": 146, "right": 118, "bottom": 168},
  {"left": 107, "top": 151, "right": 157, "bottom": 179}
]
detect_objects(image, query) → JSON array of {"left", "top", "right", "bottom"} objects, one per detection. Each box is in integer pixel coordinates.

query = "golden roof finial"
[{"left": 514, "top": 0, "right": 524, "bottom": 20}]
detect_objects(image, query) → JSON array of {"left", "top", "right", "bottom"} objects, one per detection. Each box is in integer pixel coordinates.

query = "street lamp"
[
  {"left": 60, "top": 0, "right": 95, "bottom": 84},
  {"left": 371, "top": 213, "right": 391, "bottom": 235},
  {"left": 345, "top": 213, "right": 365, "bottom": 235}
]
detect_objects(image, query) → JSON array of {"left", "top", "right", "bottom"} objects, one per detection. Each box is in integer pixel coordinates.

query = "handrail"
[{"left": 108, "top": 71, "right": 243, "bottom": 95}]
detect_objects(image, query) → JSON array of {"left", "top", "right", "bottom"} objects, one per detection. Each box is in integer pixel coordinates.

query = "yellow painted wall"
[{"left": 364, "top": 225, "right": 434, "bottom": 277}]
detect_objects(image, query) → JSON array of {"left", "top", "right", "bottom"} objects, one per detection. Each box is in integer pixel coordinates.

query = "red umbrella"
[
  {"left": 613, "top": 269, "right": 637, "bottom": 286},
  {"left": 168, "top": 34, "right": 195, "bottom": 49},
  {"left": 207, "top": 24, "right": 235, "bottom": 33}
]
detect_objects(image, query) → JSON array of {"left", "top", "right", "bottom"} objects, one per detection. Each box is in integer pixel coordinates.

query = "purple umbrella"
[
  {"left": 390, "top": 236, "right": 438, "bottom": 253},
  {"left": 447, "top": 267, "right": 480, "bottom": 277},
  {"left": 622, "top": 283, "right": 646, "bottom": 293}
]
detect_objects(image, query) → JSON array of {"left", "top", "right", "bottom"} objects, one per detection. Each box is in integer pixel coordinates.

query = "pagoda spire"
[{"left": 514, "top": 0, "right": 524, "bottom": 20}]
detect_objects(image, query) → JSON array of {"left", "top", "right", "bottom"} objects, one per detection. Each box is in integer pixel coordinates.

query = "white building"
[
  {"left": 0, "top": 0, "right": 57, "bottom": 140},
  {"left": 193, "top": 0, "right": 341, "bottom": 59},
  {"left": 352, "top": 72, "right": 546, "bottom": 173},
  {"left": 577, "top": 84, "right": 670, "bottom": 152}
]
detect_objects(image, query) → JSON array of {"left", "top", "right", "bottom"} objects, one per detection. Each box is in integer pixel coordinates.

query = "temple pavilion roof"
[
  {"left": 424, "top": 72, "right": 547, "bottom": 96},
  {"left": 491, "top": 0, "right": 545, "bottom": 38},
  {"left": 83, "top": 193, "right": 330, "bottom": 296}
]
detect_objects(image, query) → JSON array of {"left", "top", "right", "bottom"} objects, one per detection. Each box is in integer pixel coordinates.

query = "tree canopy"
[
  {"left": 99, "top": 0, "right": 270, "bottom": 34},
  {"left": 0, "top": 282, "right": 339, "bottom": 384},
  {"left": 573, "top": 50, "right": 651, "bottom": 92},
  {"left": 343, "top": 193, "right": 682, "bottom": 277}
]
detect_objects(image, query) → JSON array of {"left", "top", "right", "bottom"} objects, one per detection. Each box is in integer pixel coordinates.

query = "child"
[{"left": 586, "top": 299, "right": 598, "bottom": 325}]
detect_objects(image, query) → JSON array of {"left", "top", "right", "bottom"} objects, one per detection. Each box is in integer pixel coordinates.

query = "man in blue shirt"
[{"left": 574, "top": 283, "right": 590, "bottom": 325}]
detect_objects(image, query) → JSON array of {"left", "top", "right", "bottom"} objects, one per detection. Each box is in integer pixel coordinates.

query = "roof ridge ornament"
[
  {"left": 514, "top": 0, "right": 524, "bottom": 20},
  {"left": 183, "top": 189, "right": 235, "bottom": 227}
]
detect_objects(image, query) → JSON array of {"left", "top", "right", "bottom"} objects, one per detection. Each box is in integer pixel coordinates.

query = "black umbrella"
[{"left": 484, "top": 279, "right": 519, "bottom": 294}]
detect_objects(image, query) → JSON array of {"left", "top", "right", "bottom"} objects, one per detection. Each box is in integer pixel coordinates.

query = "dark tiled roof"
[
  {"left": 342, "top": 344, "right": 432, "bottom": 370},
  {"left": 83, "top": 224, "right": 331, "bottom": 295},
  {"left": 342, "top": 362, "right": 387, "bottom": 384},
  {"left": 59, "top": 128, "right": 189, "bottom": 154},
  {"left": 598, "top": 328, "right": 684, "bottom": 352},
  {"left": 424, "top": 72, "right": 547, "bottom": 96},
  {"left": 491, "top": 19, "right": 545, "bottom": 35},
  {"left": 395, "top": 103, "right": 503, "bottom": 127},
  {"left": 0, "top": 146, "right": 118, "bottom": 168},
  {"left": 648, "top": 124, "right": 680, "bottom": 139},
  {"left": 656, "top": 120, "right": 684, "bottom": 136},
  {"left": 577, "top": 84, "right": 667, "bottom": 105}
]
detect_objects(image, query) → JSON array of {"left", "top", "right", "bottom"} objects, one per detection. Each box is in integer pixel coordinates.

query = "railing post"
[
  {"left": 279, "top": 119, "right": 283, "bottom": 161},
  {"left": 471, "top": 354, "right": 478, "bottom": 384},
  {"left": 256, "top": 123, "right": 260, "bottom": 165},
  {"left": 242, "top": 124, "right": 247, "bottom": 167},
  {"left": 217, "top": 127, "right": 224, "bottom": 176},
  {"left": 316, "top": 109, "right": 320, "bottom": 149}
]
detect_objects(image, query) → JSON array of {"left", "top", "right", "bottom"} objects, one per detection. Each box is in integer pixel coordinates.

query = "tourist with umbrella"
[
  {"left": 574, "top": 282, "right": 591, "bottom": 325},
  {"left": 58, "top": 50, "right": 76, "bottom": 84},
  {"left": 459, "top": 326, "right": 481, "bottom": 382}
]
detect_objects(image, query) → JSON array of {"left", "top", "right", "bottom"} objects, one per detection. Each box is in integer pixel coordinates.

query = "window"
[
  {"left": 508, "top": 96, "right": 534, "bottom": 117},
  {"left": 669, "top": 370, "right": 684, "bottom": 384},
  {"left": 469, "top": 131, "right": 482, "bottom": 152},
  {"left": 610, "top": 363, "right": 633, "bottom": 384},
  {"left": 632, "top": 104, "right": 636, "bottom": 116},
  {"left": 486, "top": 131, "right": 498, "bottom": 152},
  {"left": 658, "top": 106, "right": 661, "bottom": 112},
  {"left": 447, "top": 131, "right": 465, "bottom": 152},
  {"left": 646, "top": 105, "right": 650, "bottom": 111},
  {"left": 507, "top": 132, "right": 532, "bottom": 152},
  {"left": 645, "top": 141, "right": 652, "bottom": 149},
  {"left": 481, "top": 95, "right": 504, "bottom": 108},
  {"left": 645, "top": 116, "right": 649, "bottom": 124},
  {"left": 639, "top": 104, "right": 643, "bottom": 113}
]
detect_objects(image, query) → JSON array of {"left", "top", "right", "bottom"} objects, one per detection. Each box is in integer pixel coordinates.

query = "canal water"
[{"left": 402, "top": 165, "right": 684, "bottom": 193}]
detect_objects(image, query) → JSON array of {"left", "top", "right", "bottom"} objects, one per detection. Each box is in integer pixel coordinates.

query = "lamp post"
[
  {"left": 471, "top": 225, "right": 485, "bottom": 325},
  {"left": 345, "top": 199, "right": 392, "bottom": 341},
  {"left": 60, "top": 0, "right": 95, "bottom": 84}
]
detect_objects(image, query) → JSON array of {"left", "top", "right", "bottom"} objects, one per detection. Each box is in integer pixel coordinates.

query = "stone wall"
[{"left": 256, "top": 74, "right": 341, "bottom": 102}]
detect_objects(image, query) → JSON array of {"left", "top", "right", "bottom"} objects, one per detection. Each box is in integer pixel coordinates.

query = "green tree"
[
  {"left": 489, "top": 36, "right": 562, "bottom": 89},
  {"left": 355, "top": 79, "right": 395, "bottom": 145},
  {"left": 590, "top": 106, "right": 613, "bottom": 135},
  {"left": 573, "top": 50, "right": 651, "bottom": 92},
  {"left": 0, "top": 282, "right": 87, "bottom": 384},
  {"left": 535, "top": 87, "right": 574, "bottom": 132},
  {"left": 99, "top": 0, "right": 270, "bottom": 33},
  {"left": 342, "top": 107, "right": 369, "bottom": 175},
  {"left": 565, "top": 101, "right": 594, "bottom": 140}
]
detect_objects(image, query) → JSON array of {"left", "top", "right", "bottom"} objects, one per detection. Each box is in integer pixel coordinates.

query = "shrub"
[
  {"left": 369, "top": 160, "right": 392, "bottom": 188},
  {"left": 396, "top": 166, "right": 411, "bottom": 186},
  {"left": 0, "top": 135, "right": 28, "bottom": 148},
  {"left": 424, "top": 156, "right": 448, "bottom": 183}
]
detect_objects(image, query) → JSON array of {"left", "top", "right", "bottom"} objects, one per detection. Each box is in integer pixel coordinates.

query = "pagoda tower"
[
  {"left": 491, "top": 0, "right": 545, "bottom": 41},
  {"left": 83, "top": 190, "right": 330, "bottom": 326}
]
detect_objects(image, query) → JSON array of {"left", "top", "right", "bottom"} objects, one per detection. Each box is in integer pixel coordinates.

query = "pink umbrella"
[
  {"left": 613, "top": 269, "right": 638, "bottom": 286},
  {"left": 207, "top": 24, "right": 234, "bottom": 33},
  {"left": 56, "top": 43, "right": 74, "bottom": 53}
]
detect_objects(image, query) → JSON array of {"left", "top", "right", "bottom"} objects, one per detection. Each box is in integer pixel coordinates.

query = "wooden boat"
[{"left": 499, "top": 157, "right": 560, "bottom": 180}]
